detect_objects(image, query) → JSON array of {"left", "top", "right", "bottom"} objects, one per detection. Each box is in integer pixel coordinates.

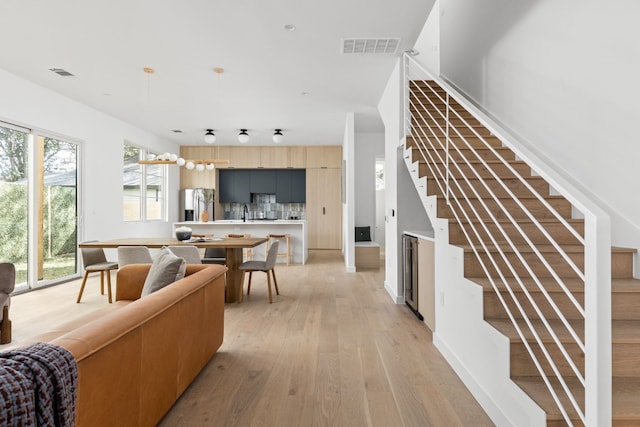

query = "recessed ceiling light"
[
  {"left": 143, "top": 67, "right": 155, "bottom": 74},
  {"left": 283, "top": 24, "right": 296, "bottom": 32},
  {"left": 213, "top": 67, "right": 224, "bottom": 74},
  {"left": 300, "top": 91, "right": 309, "bottom": 96},
  {"left": 171, "top": 129, "right": 183, "bottom": 133}
]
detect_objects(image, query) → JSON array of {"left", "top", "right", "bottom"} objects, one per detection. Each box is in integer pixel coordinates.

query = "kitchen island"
[{"left": 174, "top": 220, "right": 308, "bottom": 264}]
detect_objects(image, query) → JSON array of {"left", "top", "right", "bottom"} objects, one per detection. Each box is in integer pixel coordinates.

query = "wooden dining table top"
[{"left": 79, "top": 236, "right": 268, "bottom": 249}]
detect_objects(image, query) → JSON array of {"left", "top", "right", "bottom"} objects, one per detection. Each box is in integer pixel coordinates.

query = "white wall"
[
  {"left": 343, "top": 113, "right": 356, "bottom": 273},
  {"left": 354, "top": 132, "right": 384, "bottom": 240},
  {"left": 378, "top": 62, "right": 403, "bottom": 301},
  {"left": 413, "top": 0, "right": 441, "bottom": 75},
  {"left": 439, "top": 0, "right": 640, "bottom": 251},
  {"left": 0, "top": 68, "right": 180, "bottom": 258}
]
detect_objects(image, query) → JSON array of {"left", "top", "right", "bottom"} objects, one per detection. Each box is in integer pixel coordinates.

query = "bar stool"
[
  {"left": 266, "top": 234, "right": 291, "bottom": 266},
  {"left": 226, "top": 234, "right": 253, "bottom": 261}
]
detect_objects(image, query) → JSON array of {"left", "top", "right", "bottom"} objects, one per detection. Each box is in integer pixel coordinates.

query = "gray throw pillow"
[{"left": 141, "top": 247, "right": 186, "bottom": 296}]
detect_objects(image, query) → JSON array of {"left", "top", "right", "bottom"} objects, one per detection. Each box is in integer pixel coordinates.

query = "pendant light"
[
  {"left": 273, "top": 129, "right": 284, "bottom": 143},
  {"left": 238, "top": 129, "right": 250, "bottom": 144},
  {"left": 203, "top": 129, "right": 216, "bottom": 144}
]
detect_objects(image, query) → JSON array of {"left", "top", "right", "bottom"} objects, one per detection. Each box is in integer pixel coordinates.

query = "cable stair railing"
[{"left": 402, "top": 54, "right": 612, "bottom": 426}]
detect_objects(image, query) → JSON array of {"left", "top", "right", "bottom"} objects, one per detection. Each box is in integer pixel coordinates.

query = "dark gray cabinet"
[
  {"left": 218, "top": 170, "right": 250, "bottom": 203},
  {"left": 250, "top": 170, "right": 276, "bottom": 194},
  {"left": 276, "top": 170, "right": 306, "bottom": 203},
  {"left": 219, "top": 169, "right": 305, "bottom": 203}
]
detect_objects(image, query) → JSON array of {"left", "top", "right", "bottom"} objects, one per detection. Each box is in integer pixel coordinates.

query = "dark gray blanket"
[{"left": 0, "top": 342, "right": 77, "bottom": 426}]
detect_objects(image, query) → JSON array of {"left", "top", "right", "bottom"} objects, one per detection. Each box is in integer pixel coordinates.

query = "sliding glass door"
[{"left": 0, "top": 122, "right": 79, "bottom": 291}]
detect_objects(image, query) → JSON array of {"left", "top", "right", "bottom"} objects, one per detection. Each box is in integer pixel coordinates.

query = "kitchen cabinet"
[
  {"left": 218, "top": 170, "right": 250, "bottom": 203},
  {"left": 276, "top": 170, "right": 305, "bottom": 203},
  {"left": 217, "top": 146, "right": 260, "bottom": 168},
  {"left": 250, "top": 169, "right": 277, "bottom": 193},
  {"left": 260, "top": 146, "right": 288, "bottom": 168},
  {"left": 417, "top": 237, "right": 435, "bottom": 331},
  {"left": 288, "top": 146, "right": 306, "bottom": 168},
  {"left": 306, "top": 168, "right": 342, "bottom": 249},
  {"left": 305, "top": 146, "right": 342, "bottom": 168}
]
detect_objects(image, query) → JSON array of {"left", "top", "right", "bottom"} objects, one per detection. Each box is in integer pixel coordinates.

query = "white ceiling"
[{"left": 0, "top": 0, "right": 432, "bottom": 146}]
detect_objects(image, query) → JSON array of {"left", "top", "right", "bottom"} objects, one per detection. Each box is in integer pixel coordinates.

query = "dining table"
[{"left": 79, "top": 236, "right": 267, "bottom": 303}]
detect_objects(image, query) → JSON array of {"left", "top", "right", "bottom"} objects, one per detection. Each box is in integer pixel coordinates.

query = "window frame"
[{"left": 123, "top": 142, "right": 167, "bottom": 222}]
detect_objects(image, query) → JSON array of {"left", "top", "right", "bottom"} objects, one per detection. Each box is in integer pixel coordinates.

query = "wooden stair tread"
[
  {"left": 445, "top": 194, "right": 569, "bottom": 202},
  {"left": 461, "top": 244, "right": 586, "bottom": 253},
  {"left": 513, "top": 376, "right": 640, "bottom": 421},
  {"left": 487, "top": 318, "right": 640, "bottom": 343},
  {"left": 416, "top": 158, "right": 524, "bottom": 166},
  {"left": 470, "top": 276, "right": 640, "bottom": 293},
  {"left": 462, "top": 244, "right": 633, "bottom": 254}
]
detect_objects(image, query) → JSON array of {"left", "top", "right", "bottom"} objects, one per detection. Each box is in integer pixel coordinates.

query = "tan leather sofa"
[{"left": 30, "top": 263, "right": 227, "bottom": 426}]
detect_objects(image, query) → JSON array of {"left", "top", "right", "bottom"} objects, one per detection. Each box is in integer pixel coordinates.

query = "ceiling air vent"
[
  {"left": 49, "top": 68, "right": 75, "bottom": 77},
  {"left": 341, "top": 38, "right": 400, "bottom": 54}
]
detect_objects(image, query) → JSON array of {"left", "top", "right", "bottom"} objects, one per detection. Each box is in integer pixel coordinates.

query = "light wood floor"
[{"left": 2, "top": 250, "right": 493, "bottom": 426}]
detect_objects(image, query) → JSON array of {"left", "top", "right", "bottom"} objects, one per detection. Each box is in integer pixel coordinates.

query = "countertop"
[
  {"left": 176, "top": 220, "right": 306, "bottom": 225},
  {"left": 404, "top": 230, "right": 434, "bottom": 241}
]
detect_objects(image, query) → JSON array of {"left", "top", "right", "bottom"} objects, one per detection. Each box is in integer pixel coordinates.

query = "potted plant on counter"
[{"left": 197, "top": 188, "right": 215, "bottom": 222}]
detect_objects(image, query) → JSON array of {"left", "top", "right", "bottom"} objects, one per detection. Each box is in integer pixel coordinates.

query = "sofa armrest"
[
  {"left": 115, "top": 264, "right": 152, "bottom": 301},
  {"left": 115, "top": 263, "right": 217, "bottom": 301}
]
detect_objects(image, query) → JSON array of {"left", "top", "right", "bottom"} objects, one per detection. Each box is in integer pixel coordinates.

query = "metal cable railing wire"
[
  {"left": 404, "top": 59, "right": 589, "bottom": 425},
  {"left": 409, "top": 114, "right": 587, "bottom": 398},
  {"left": 409, "top": 93, "right": 587, "bottom": 356},
  {"left": 407, "top": 119, "right": 586, "bottom": 424}
]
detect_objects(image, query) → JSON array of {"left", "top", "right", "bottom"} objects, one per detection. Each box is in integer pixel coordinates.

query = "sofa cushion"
[{"left": 141, "top": 247, "right": 186, "bottom": 296}]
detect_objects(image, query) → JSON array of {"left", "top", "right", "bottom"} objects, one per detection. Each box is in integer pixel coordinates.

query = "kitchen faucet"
[{"left": 242, "top": 204, "right": 249, "bottom": 222}]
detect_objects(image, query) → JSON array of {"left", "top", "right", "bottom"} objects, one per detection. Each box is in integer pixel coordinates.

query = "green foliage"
[
  {"left": 43, "top": 186, "right": 77, "bottom": 257},
  {"left": 0, "top": 183, "right": 76, "bottom": 263},
  {"left": 0, "top": 127, "right": 27, "bottom": 182},
  {"left": 0, "top": 183, "right": 28, "bottom": 261}
]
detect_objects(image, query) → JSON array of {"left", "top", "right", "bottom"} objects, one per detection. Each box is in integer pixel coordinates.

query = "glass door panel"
[
  {"left": 37, "top": 135, "right": 78, "bottom": 284},
  {"left": 0, "top": 125, "right": 29, "bottom": 291}
]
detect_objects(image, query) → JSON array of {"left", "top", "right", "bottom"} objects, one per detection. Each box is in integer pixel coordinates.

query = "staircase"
[{"left": 405, "top": 78, "right": 640, "bottom": 426}]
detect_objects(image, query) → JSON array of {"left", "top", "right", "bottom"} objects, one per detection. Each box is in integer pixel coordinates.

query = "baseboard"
[
  {"left": 384, "top": 280, "right": 404, "bottom": 303},
  {"left": 433, "top": 333, "right": 512, "bottom": 427}
]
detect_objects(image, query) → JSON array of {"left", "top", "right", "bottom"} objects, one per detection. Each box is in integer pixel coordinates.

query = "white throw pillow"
[{"left": 141, "top": 247, "right": 186, "bottom": 296}]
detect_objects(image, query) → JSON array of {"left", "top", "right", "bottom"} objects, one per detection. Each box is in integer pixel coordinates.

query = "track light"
[
  {"left": 238, "top": 129, "right": 250, "bottom": 144},
  {"left": 203, "top": 129, "right": 216, "bottom": 144},
  {"left": 273, "top": 129, "right": 284, "bottom": 143}
]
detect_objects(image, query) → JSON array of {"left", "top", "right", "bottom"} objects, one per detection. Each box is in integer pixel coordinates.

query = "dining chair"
[
  {"left": 117, "top": 246, "right": 153, "bottom": 267},
  {"left": 167, "top": 245, "right": 202, "bottom": 264},
  {"left": 238, "top": 241, "right": 279, "bottom": 303},
  {"left": 0, "top": 262, "right": 15, "bottom": 344},
  {"left": 266, "top": 233, "right": 291, "bottom": 266},
  {"left": 77, "top": 242, "right": 119, "bottom": 303},
  {"left": 201, "top": 247, "right": 226, "bottom": 265}
]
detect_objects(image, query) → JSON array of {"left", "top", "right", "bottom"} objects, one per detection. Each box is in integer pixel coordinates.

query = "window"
[
  {"left": 123, "top": 143, "right": 165, "bottom": 221},
  {"left": 0, "top": 122, "right": 79, "bottom": 290}
]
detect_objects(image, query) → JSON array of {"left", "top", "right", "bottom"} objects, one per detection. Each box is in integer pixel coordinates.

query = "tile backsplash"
[{"left": 222, "top": 194, "right": 305, "bottom": 220}]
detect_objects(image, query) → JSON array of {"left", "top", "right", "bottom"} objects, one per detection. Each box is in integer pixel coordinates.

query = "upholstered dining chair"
[
  {"left": 0, "top": 262, "right": 15, "bottom": 344},
  {"left": 117, "top": 246, "right": 153, "bottom": 267},
  {"left": 77, "top": 242, "right": 119, "bottom": 304},
  {"left": 201, "top": 248, "right": 226, "bottom": 265},
  {"left": 238, "top": 241, "right": 279, "bottom": 303},
  {"left": 167, "top": 246, "right": 202, "bottom": 264}
]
